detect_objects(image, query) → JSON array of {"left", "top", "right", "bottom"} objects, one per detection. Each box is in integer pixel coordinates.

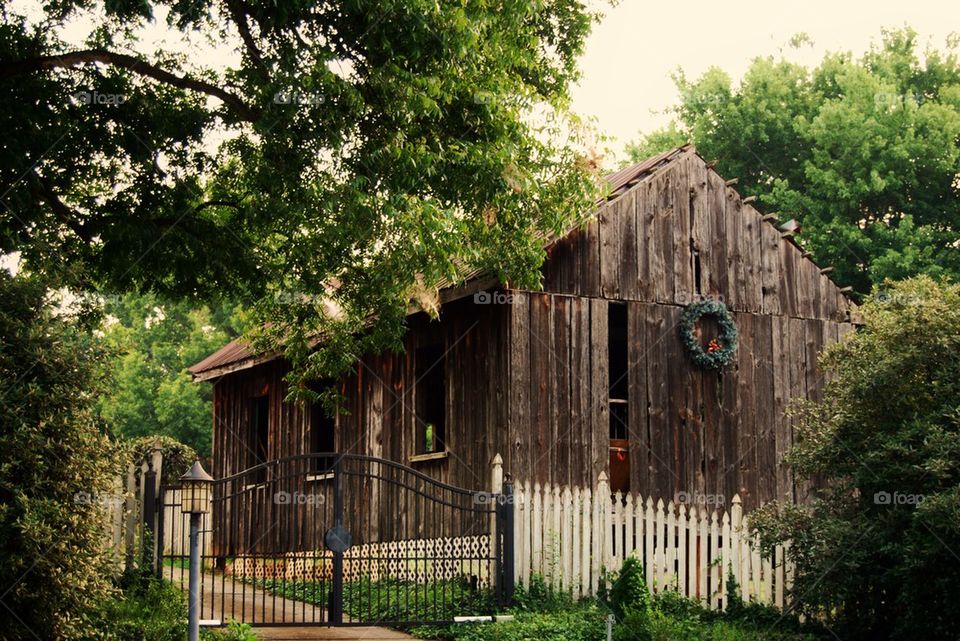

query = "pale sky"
[{"left": 573, "top": 0, "right": 958, "bottom": 164}]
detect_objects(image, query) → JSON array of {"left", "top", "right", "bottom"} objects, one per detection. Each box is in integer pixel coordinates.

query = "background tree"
[
  {"left": 1, "top": 0, "right": 601, "bottom": 390},
  {"left": 627, "top": 29, "right": 960, "bottom": 297},
  {"left": 96, "top": 293, "right": 247, "bottom": 456},
  {"left": 752, "top": 277, "right": 960, "bottom": 641},
  {"left": 0, "top": 271, "right": 121, "bottom": 641}
]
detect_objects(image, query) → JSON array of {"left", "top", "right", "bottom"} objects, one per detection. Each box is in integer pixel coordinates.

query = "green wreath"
[{"left": 679, "top": 300, "right": 738, "bottom": 370}]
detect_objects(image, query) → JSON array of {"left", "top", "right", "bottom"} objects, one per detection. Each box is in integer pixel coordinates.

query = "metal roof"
[{"left": 188, "top": 146, "right": 692, "bottom": 381}]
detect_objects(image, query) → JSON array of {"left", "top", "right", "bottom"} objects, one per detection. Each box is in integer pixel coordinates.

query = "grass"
[{"left": 162, "top": 557, "right": 190, "bottom": 570}]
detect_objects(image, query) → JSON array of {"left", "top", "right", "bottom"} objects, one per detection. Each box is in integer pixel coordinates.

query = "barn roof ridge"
[{"left": 189, "top": 146, "right": 851, "bottom": 380}]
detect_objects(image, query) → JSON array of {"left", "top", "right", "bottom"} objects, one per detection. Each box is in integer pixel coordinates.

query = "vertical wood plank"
[
  {"left": 644, "top": 496, "right": 655, "bottom": 589},
  {"left": 779, "top": 238, "right": 798, "bottom": 318},
  {"left": 760, "top": 218, "right": 782, "bottom": 315},
  {"left": 590, "top": 299, "right": 609, "bottom": 480},
  {"left": 643, "top": 304, "right": 670, "bottom": 500},
  {"left": 571, "top": 487, "right": 582, "bottom": 597},
  {"left": 619, "top": 188, "right": 641, "bottom": 300},
  {"left": 653, "top": 171, "right": 676, "bottom": 303},
  {"left": 689, "top": 157, "right": 710, "bottom": 300},
  {"left": 672, "top": 155, "right": 693, "bottom": 303},
  {"left": 637, "top": 181, "right": 655, "bottom": 301},
  {"left": 686, "top": 502, "right": 697, "bottom": 599},
  {"left": 509, "top": 294, "right": 531, "bottom": 485},
  {"left": 677, "top": 503, "right": 688, "bottom": 597},
  {"left": 628, "top": 302, "right": 651, "bottom": 496},
  {"left": 600, "top": 199, "right": 622, "bottom": 299},
  {"left": 698, "top": 507, "right": 709, "bottom": 604},
  {"left": 552, "top": 298, "right": 571, "bottom": 487},
  {"left": 579, "top": 217, "right": 601, "bottom": 298},
  {"left": 531, "top": 483, "right": 543, "bottom": 576},
  {"left": 705, "top": 170, "right": 730, "bottom": 303}
]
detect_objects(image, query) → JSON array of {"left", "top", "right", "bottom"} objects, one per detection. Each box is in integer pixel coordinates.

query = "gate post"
[
  {"left": 140, "top": 446, "right": 163, "bottom": 573},
  {"left": 330, "top": 456, "right": 345, "bottom": 625},
  {"left": 188, "top": 512, "right": 202, "bottom": 641},
  {"left": 490, "top": 454, "right": 503, "bottom": 579},
  {"left": 499, "top": 476, "right": 516, "bottom": 606},
  {"left": 141, "top": 460, "right": 157, "bottom": 572}
]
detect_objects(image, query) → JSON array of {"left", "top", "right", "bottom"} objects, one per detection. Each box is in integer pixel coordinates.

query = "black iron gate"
[{"left": 157, "top": 454, "right": 513, "bottom": 627}]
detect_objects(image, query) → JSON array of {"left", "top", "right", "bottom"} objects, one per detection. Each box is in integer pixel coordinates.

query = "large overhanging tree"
[
  {"left": 627, "top": 29, "right": 960, "bottom": 298},
  {"left": 1, "top": 0, "right": 600, "bottom": 390}
]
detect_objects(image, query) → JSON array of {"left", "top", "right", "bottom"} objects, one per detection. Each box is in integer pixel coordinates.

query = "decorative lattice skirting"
[{"left": 225, "top": 534, "right": 491, "bottom": 584}]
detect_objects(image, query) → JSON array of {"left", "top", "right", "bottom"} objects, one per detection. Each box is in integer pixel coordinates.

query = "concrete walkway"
[{"left": 172, "top": 572, "right": 414, "bottom": 640}]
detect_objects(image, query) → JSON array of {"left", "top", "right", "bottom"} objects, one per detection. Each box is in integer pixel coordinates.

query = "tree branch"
[
  {"left": 191, "top": 199, "right": 242, "bottom": 215},
  {"left": 30, "top": 169, "right": 93, "bottom": 243},
  {"left": 224, "top": 0, "right": 268, "bottom": 78},
  {"left": 1, "top": 50, "right": 261, "bottom": 122}
]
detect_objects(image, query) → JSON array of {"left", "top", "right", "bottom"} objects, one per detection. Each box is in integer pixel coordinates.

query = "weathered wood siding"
[
  {"left": 333, "top": 298, "right": 511, "bottom": 488},
  {"left": 519, "top": 151, "right": 855, "bottom": 508},
  {"left": 506, "top": 295, "right": 848, "bottom": 508},
  {"left": 209, "top": 298, "right": 511, "bottom": 552}
]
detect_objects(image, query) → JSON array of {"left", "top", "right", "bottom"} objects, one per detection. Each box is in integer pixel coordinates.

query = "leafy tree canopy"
[
  {"left": 96, "top": 292, "right": 247, "bottom": 456},
  {"left": 753, "top": 277, "right": 960, "bottom": 641},
  {"left": 1, "top": 0, "right": 601, "bottom": 388},
  {"left": 627, "top": 29, "right": 960, "bottom": 297}
]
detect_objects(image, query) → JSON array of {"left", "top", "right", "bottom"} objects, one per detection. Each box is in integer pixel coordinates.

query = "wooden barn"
[{"left": 189, "top": 145, "right": 856, "bottom": 515}]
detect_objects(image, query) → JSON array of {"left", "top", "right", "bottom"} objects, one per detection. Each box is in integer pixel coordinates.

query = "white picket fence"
[
  {"left": 99, "top": 449, "right": 163, "bottom": 567},
  {"left": 99, "top": 447, "right": 194, "bottom": 568},
  {"left": 511, "top": 473, "right": 792, "bottom": 610}
]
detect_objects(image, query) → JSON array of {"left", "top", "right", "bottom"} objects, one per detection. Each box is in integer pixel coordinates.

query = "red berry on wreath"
[{"left": 707, "top": 338, "right": 721, "bottom": 353}]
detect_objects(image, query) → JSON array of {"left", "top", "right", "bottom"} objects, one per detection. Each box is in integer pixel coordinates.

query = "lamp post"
[{"left": 180, "top": 461, "right": 213, "bottom": 641}]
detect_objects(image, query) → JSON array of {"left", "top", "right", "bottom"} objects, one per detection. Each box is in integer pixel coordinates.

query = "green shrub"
[
  {"left": 0, "top": 272, "right": 123, "bottom": 640},
  {"left": 652, "top": 589, "right": 712, "bottom": 623},
  {"left": 602, "top": 556, "right": 650, "bottom": 620},
  {"left": 417, "top": 608, "right": 605, "bottom": 641},
  {"left": 125, "top": 435, "right": 198, "bottom": 486},
  {"left": 201, "top": 620, "right": 259, "bottom": 641},
  {"left": 511, "top": 574, "right": 574, "bottom": 613},
  {"left": 641, "top": 609, "right": 703, "bottom": 641},
  {"left": 752, "top": 278, "right": 960, "bottom": 640},
  {"left": 93, "top": 572, "right": 187, "bottom": 641},
  {"left": 722, "top": 570, "right": 791, "bottom": 630}
]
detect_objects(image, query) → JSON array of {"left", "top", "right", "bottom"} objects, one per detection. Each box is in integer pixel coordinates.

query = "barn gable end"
[
  {"left": 504, "top": 149, "right": 857, "bottom": 508},
  {"left": 540, "top": 149, "right": 853, "bottom": 323}
]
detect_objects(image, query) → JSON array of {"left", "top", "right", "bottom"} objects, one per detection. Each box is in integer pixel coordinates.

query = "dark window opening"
[
  {"left": 693, "top": 249, "right": 703, "bottom": 295},
  {"left": 608, "top": 303, "right": 629, "bottom": 411},
  {"left": 415, "top": 343, "right": 446, "bottom": 454},
  {"left": 251, "top": 395, "right": 269, "bottom": 482},
  {"left": 608, "top": 303, "right": 630, "bottom": 493},
  {"left": 310, "top": 400, "right": 336, "bottom": 474}
]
